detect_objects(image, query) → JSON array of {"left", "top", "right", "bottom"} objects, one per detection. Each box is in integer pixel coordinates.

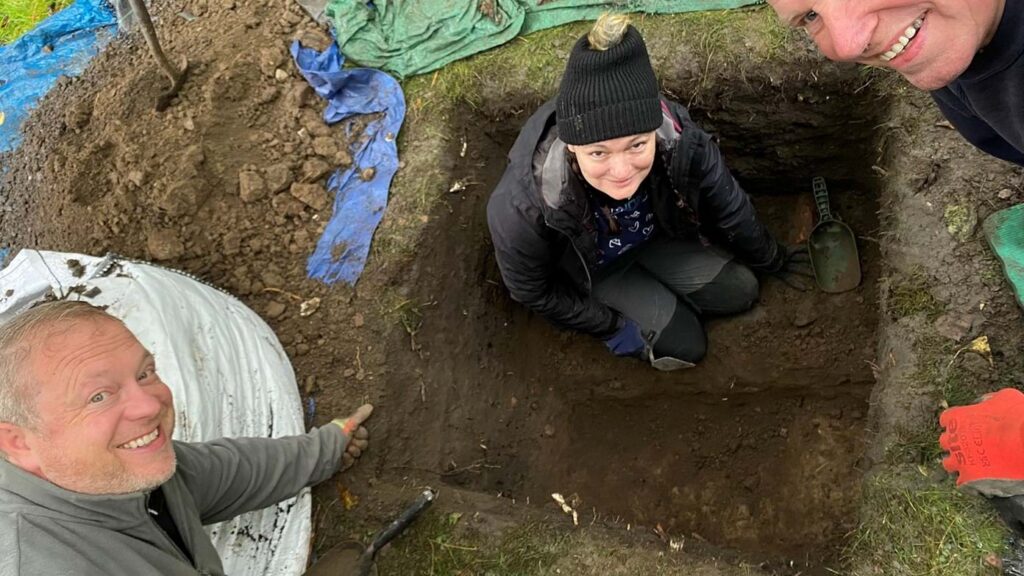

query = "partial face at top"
[
  {"left": 8, "top": 316, "right": 177, "bottom": 495},
  {"left": 767, "top": 0, "right": 1005, "bottom": 90},
  {"left": 568, "top": 131, "right": 657, "bottom": 201}
]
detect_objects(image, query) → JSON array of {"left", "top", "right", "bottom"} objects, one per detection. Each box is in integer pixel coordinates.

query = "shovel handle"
[
  {"left": 357, "top": 488, "right": 436, "bottom": 573},
  {"left": 812, "top": 177, "right": 833, "bottom": 222}
]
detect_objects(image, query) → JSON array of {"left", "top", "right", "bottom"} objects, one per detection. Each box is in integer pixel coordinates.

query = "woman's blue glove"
[{"left": 603, "top": 317, "right": 646, "bottom": 357}]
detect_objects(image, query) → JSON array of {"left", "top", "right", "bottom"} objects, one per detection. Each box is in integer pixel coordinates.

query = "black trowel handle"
[
  {"left": 812, "top": 176, "right": 833, "bottom": 222},
  {"left": 357, "top": 489, "right": 437, "bottom": 574}
]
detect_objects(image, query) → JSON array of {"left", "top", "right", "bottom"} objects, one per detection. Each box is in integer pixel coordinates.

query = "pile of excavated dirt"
[
  {"left": 6, "top": 1, "right": 1024, "bottom": 574},
  {"left": 0, "top": 0, "right": 379, "bottom": 422},
  {"left": 0, "top": 0, "right": 394, "bottom": 557}
]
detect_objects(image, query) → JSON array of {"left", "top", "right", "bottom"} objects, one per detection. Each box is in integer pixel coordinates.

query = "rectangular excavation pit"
[{"left": 388, "top": 80, "right": 887, "bottom": 573}]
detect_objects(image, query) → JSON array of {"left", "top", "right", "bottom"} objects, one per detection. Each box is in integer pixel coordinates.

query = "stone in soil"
[
  {"left": 147, "top": 229, "right": 186, "bottom": 261},
  {"left": 158, "top": 179, "right": 201, "bottom": 216},
  {"left": 290, "top": 182, "right": 330, "bottom": 211},
  {"left": 265, "top": 300, "right": 287, "bottom": 319},
  {"left": 312, "top": 137, "right": 338, "bottom": 158},
  {"left": 239, "top": 170, "right": 268, "bottom": 203},
  {"left": 301, "top": 158, "right": 333, "bottom": 183},
  {"left": 273, "top": 192, "right": 307, "bottom": 216},
  {"left": 934, "top": 312, "right": 984, "bottom": 342},
  {"left": 265, "top": 163, "right": 294, "bottom": 193}
]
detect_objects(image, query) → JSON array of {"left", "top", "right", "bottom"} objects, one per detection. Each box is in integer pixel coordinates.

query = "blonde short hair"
[
  {"left": 0, "top": 301, "right": 116, "bottom": 429},
  {"left": 587, "top": 13, "right": 631, "bottom": 51}
]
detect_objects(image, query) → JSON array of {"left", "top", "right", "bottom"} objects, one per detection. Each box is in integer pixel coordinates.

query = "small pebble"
[{"left": 265, "top": 301, "right": 286, "bottom": 319}]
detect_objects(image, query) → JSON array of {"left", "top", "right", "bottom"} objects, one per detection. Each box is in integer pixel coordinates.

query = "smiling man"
[
  {"left": 0, "top": 301, "right": 372, "bottom": 575},
  {"left": 767, "top": 0, "right": 1023, "bottom": 165}
]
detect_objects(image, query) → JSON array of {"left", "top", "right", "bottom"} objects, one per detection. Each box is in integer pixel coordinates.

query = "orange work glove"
[
  {"left": 939, "top": 388, "right": 1024, "bottom": 497},
  {"left": 331, "top": 404, "right": 373, "bottom": 470}
]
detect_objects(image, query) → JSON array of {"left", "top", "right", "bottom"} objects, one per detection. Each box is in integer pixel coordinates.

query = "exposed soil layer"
[{"left": 378, "top": 85, "right": 885, "bottom": 572}]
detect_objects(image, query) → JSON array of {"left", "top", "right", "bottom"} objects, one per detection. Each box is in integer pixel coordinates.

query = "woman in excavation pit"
[{"left": 486, "top": 13, "right": 809, "bottom": 370}]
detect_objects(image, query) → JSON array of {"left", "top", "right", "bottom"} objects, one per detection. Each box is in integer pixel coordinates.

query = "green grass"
[
  {"left": 401, "top": 23, "right": 580, "bottom": 120},
  {"left": 400, "top": 7, "right": 789, "bottom": 120},
  {"left": 887, "top": 424, "right": 944, "bottom": 466},
  {"left": 911, "top": 333, "right": 982, "bottom": 408},
  {"left": 870, "top": 326, "right": 1009, "bottom": 575},
  {"left": 845, "top": 471, "right": 1005, "bottom": 576},
  {"left": 0, "top": 0, "right": 73, "bottom": 44},
  {"left": 376, "top": 511, "right": 569, "bottom": 576},
  {"left": 886, "top": 330, "right": 981, "bottom": 466}
]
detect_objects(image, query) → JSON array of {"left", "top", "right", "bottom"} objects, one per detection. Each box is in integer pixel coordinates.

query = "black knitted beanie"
[{"left": 556, "top": 24, "right": 661, "bottom": 146}]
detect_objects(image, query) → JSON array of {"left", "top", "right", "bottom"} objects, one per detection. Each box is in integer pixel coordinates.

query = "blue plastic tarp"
[
  {"left": 0, "top": 0, "right": 117, "bottom": 153},
  {"left": 290, "top": 40, "right": 405, "bottom": 285}
]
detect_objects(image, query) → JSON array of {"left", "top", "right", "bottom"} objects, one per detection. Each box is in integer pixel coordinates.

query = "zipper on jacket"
[
  {"left": 543, "top": 218, "right": 593, "bottom": 293},
  {"left": 142, "top": 492, "right": 195, "bottom": 569}
]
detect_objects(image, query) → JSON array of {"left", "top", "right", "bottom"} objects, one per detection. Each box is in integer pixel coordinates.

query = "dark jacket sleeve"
[
  {"left": 932, "top": 89, "right": 1024, "bottom": 166},
  {"left": 173, "top": 425, "right": 347, "bottom": 525},
  {"left": 666, "top": 102, "right": 782, "bottom": 271},
  {"left": 487, "top": 170, "right": 620, "bottom": 337}
]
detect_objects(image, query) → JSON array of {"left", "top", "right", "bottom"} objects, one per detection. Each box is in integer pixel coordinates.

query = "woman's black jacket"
[{"left": 486, "top": 97, "right": 782, "bottom": 337}]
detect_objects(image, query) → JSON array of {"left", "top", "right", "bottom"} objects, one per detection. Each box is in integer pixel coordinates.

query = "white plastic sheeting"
[{"left": 0, "top": 250, "right": 310, "bottom": 576}]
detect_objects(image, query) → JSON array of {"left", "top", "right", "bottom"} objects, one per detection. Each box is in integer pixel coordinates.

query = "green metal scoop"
[{"left": 808, "top": 177, "right": 861, "bottom": 293}]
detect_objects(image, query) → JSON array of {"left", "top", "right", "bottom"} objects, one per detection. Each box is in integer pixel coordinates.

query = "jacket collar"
[
  {"left": 959, "top": 0, "right": 1024, "bottom": 82},
  {"left": 0, "top": 457, "right": 155, "bottom": 532}
]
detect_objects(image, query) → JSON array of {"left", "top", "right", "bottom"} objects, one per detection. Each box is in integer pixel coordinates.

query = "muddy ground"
[{"left": 3, "top": 1, "right": 1024, "bottom": 574}]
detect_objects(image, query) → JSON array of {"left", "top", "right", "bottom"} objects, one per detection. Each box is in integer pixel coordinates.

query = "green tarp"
[
  {"left": 328, "top": 0, "right": 761, "bottom": 78},
  {"left": 984, "top": 204, "right": 1024, "bottom": 311}
]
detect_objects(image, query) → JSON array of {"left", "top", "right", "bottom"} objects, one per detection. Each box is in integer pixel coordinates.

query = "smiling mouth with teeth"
[
  {"left": 880, "top": 14, "right": 926, "bottom": 62},
  {"left": 119, "top": 428, "right": 160, "bottom": 449}
]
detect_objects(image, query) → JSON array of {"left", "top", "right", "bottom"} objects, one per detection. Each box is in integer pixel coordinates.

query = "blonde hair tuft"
[{"left": 587, "top": 13, "right": 630, "bottom": 51}]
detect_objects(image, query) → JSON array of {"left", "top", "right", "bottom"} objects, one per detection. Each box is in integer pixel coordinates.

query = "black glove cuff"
[
  {"left": 593, "top": 312, "right": 624, "bottom": 340},
  {"left": 748, "top": 240, "right": 786, "bottom": 273}
]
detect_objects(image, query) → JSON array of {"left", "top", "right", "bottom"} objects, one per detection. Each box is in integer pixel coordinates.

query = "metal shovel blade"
[
  {"left": 306, "top": 489, "right": 436, "bottom": 576},
  {"left": 307, "top": 541, "right": 378, "bottom": 576},
  {"left": 808, "top": 177, "right": 861, "bottom": 293}
]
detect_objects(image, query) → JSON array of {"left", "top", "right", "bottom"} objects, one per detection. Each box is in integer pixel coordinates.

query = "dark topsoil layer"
[{"left": 6, "top": 0, "right": 1024, "bottom": 574}]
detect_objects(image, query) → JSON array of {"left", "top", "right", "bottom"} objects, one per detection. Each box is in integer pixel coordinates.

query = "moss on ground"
[
  {"left": 887, "top": 272, "right": 945, "bottom": 321},
  {"left": 943, "top": 202, "right": 979, "bottom": 244},
  {"left": 846, "top": 471, "right": 1005, "bottom": 576}
]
